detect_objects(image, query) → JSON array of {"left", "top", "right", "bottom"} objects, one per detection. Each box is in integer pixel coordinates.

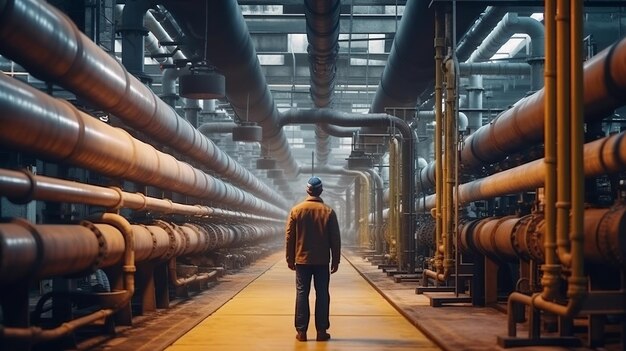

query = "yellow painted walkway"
[{"left": 166, "top": 256, "right": 440, "bottom": 350}]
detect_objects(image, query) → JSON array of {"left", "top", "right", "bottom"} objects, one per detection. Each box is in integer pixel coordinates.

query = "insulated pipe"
[
  {"left": 162, "top": 0, "right": 299, "bottom": 176},
  {"left": 198, "top": 122, "right": 237, "bottom": 135},
  {"left": 421, "top": 35, "right": 626, "bottom": 175},
  {"left": 456, "top": 7, "right": 510, "bottom": 61},
  {"left": 416, "top": 131, "right": 626, "bottom": 211},
  {"left": 370, "top": 0, "right": 435, "bottom": 115},
  {"left": 281, "top": 108, "right": 416, "bottom": 272},
  {"left": 304, "top": 0, "right": 340, "bottom": 166},
  {"left": 0, "top": 0, "right": 287, "bottom": 209},
  {"left": 0, "top": 74, "right": 286, "bottom": 219},
  {"left": 467, "top": 13, "right": 544, "bottom": 64},
  {"left": 459, "top": 62, "right": 531, "bottom": 76},
  {"left": 144, "top": 10, "right": 186, "bottom": 62}
]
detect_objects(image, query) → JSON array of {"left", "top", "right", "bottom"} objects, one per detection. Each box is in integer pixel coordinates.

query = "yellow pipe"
[
  {"left": 540, "top": 0, "right": 561, "bottom": 301},
  {"left": 434, "top": 9, "right": 445, "bottom": 275},
  {"left": 568, "top": 0, "right": 588, "bottom": 304},
  {"left": 555, "top": 0, "right": 572, "bottom": 267},
  {"left": 443, "top": 55, "right": 457, "bottom": 279},
  {"left": 389, "top": 137, "right": 400, "bottom": 261},
  {"left": 507, "top": 2, "right": 587, "bottom": 332}
]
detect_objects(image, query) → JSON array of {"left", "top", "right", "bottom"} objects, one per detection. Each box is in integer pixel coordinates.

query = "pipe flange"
[
  {"left": 510, "top": 215, "right": 529, "bottom": 260},
  {"left": 175, "top": 223, "right": 191, "bottom": 255},
  {"left": 10, "top": 218, "right": 44, "bottom": 278},
  {"left": 526, "top": 213, "right": 545, "bottom": 262},
  {"left": 153, "top": 220, "right": 177, "bottom": 261},
  {"left": 80, "top": 220, "right": 107, "bottom": 273},
  {"left": 8, "top": 169, "right": 37, "bottom": 204},
  {"left": 598, "top": 207, "right": 624, "bottom": 267},
  {"left": 138, "top": 223, "right": 158, "bottom": 254},
  {"left": 108, "top": 186, "right": 125, "bottom": 211}
]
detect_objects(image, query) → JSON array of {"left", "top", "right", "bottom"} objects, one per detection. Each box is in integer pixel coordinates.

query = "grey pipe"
[
  {"left": 467, "top": 13, "right": 544, "bottom": 63},
  {"left": 467, "top": 75, "right": 483, "bottom": 133},
  {"left": 304, "top": 0, "right": 340, "bottom": 166},
  {"left": 120, "top": 0, "right": 152, "bottom": 82},
  {"left": 281, "top": 108, "right": 416, "bottom": 272},
  {"left": 144, "top": 11, "right": 186, "bottom": 62},
  {"left": 466, "top": 13, "right": 544, "bottom": 92},
  {"left": 369, "top": 0, "right": 435, "bottom": 115},
  {"left": 198, "top": 122, "right": 237, "bottom": 135},
  {"left": 459, "top": 62, "right": 531, "bottom": 76},
  {"left": 162, "top": 0, "right": 299, "bottom": 177},
  {"left": 0, "top": 0, "right": 288, "bottom": 210},
  {"left": 456, "top": 7, "right": 510, "bottom": 61}
]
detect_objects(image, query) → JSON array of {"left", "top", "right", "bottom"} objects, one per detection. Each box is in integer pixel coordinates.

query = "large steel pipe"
[
  {"left": 417, "top": 35, "right": 626, "bottom": 187},
  {"left": 462, "top": 36, "right": 626, "bottom": 170},
  {"left": 304, "top": 0, "right": 340, "bottom": 165},
  {"left": 0, "top": 220, "right": 125, "bottom": 283},
  {"left": 0, "top": 74, "right": 286, "bottom": 219},
  {"left": 417, "top": 131, "right": 626, "bottom": 211},
  {"left": 0, "top": 220, "right": 282, "bottom": 284},
  {"left": 458, "top": 207, "right": 626, "bottom": 268},
  {"left": 162, "top": 0, "right": 299, "bottom": 177},
  {"left": 0, "top": 0, "right": 286, "bottom": 209},
  {"left": 369, "top": 0, "right": 435, "bottom": 115}
]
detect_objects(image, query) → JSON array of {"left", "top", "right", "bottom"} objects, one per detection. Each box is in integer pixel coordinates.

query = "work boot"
[
  {"left": 296, "top": 331, "right": 307, "bottom": 342},
  {"left": 316, "top": 331, "right": 331, "bottom": 341}
]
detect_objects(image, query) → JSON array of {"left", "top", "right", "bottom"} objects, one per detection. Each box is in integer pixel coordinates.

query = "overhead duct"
[
  {"left": 0, "top": 0, "right": 287, "bottom": 209},
  {"left": 456, "top": 6, "right": 510, "bottom": 61},
  {"left": 304, "top": 0, "right": 340, "bottom": 166},
  {"left": 162, "top": 0, "right": 299, "bottom": 177},
  {"left": 369, "top": 0, "right": 435, "bottom": 116}
]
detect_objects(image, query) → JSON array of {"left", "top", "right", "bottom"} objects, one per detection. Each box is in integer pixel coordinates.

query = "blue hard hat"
[{"left": 306, "top": 176, "right": 323, "bottom": 193}]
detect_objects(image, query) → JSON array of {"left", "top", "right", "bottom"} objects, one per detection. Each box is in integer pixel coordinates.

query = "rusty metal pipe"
[
  {"left": 0, "top": 0, "right": 286, "bottom": 208},
  {"left": 0, "top": 169, "right": 281, "bottom": 223},
  {"left": 434, "top": 9, "right": 445, "bottom": 277},
  {"left": 415, "top": 35, "right": 626, "bottom": 185},
  {"left": 416, "top": 131, "right": 626, "bottom": 211},
  {"left": 1, "top": 309, "right": 115, "bottom": 342},
  {"left": 0, "top": 74, "right": 285, "bottom": 219}
]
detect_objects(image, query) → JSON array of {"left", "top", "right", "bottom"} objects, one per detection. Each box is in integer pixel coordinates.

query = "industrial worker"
[{"left": 285, "top": 176, "right": 341, "bottom": 342}]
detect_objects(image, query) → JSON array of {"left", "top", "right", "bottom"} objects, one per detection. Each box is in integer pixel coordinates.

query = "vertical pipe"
[
  {"left": 568, "top": 0, "right": 588, "bottom": 303},
  {"left": 434, "top": 8, "right": 445, "bottom": 275},
  {"left": 444, "top": 55, "right": 457, "bottom": 278},
  {"left": 389, "top": 138, "right": 399, "bottom": 262},
  {"left": 540, "top": 0, "right": 561, "bottom": 301},
  {"left": 556, "top": 0, "right": 572, "bottom": 267}
]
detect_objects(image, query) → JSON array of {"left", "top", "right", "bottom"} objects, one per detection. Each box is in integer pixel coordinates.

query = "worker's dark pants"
[{"left": 295, "top": 264, "right": 330, "bottom": 333}]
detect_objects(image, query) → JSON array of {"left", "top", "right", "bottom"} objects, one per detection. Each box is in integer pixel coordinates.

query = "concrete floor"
[
  {"left": 166, "top": 251, "right": 439, "bottom": 351},
  {"left": 87, "top": 247, "right": 620, "bottom": 351}
]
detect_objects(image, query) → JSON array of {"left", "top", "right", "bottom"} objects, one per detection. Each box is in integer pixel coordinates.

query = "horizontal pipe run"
[
  {"left": 0, "top": 168, "right": 280, "bottom": 223},
  {"left": 457, "top": 207, "right": 626, "bottom": 268},
  {"left": 0, "top": 219, "right": 282, "bottom": 284},
  {"left": 0, "top": 73, "right": 285, "bottom": 219},
  {"left": 162, "top": 0, "right": 299, "bottom": 176},
  {"left": 0, "top": 0, "right": 285, "bottom": 208},
  {"left": 458, "top": 62, "right": 531, "bottom": 76},
  {"left": 417, "top": 131, "right": 626, "bottom": 210},
  {"left": 416, "top": 35, "right": 626, "bottom": 179}
]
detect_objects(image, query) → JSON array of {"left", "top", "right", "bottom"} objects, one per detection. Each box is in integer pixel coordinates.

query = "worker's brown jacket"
[{"left": 285, "top": 196, "right": 341, "bottom": 267}]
